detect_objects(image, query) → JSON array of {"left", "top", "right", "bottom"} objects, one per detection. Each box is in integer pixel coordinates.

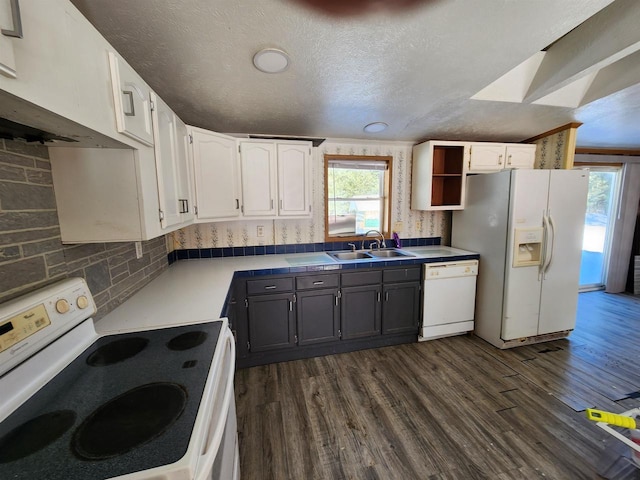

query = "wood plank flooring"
[{"left": 234, "top": 292, "right": 640, "bottom": 479}]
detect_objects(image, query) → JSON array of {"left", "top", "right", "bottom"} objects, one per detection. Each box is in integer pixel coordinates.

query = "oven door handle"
[{"left": 195, "top": 329, "right": 236, "bottom": 480}]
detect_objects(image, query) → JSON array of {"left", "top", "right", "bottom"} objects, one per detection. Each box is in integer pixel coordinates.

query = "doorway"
[{"left": 577, "top": 166, "right": 621, "bottom": 290}]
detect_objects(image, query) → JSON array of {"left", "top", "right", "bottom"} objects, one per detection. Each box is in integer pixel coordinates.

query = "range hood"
[
  {"left": 0, "top": 117, "right": 77, "bottom": 144},
  {"left": 0, "top": 91, "right": 130, "bottom": 149}
]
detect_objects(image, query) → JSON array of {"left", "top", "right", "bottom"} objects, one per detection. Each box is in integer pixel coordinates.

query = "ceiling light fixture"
[
  {"left": 363, "top": 122, "right": 388, "bottom": 133},
  {"left": 253, "top": 48, "right": 290, "bottom": 74}
]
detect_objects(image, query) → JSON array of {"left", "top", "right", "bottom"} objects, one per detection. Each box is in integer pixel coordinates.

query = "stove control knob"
[
  {"left": 55, "top": 299, "right": 70, "bottom": 314},
  {"left": 77, "top": 295, "right": 89, "bottom": 309}
]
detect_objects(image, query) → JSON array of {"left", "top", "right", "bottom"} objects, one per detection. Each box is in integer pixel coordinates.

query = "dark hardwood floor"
[{"left": 234, "top": 291, "right": 640, "bottom": 479}]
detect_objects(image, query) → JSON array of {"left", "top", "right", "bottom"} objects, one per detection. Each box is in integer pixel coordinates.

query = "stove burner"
[
  {"left": 0, "top": 410, "right": 76, "bottom": 463},
  {"left": 167, "top": 331, "right": 207, "bottom": 351},
  {"left": 71, "top": 383, "right": 187, "bottom": 460},
  {"left": 86, "top": 337, "right": 149, "bottom": 366}
]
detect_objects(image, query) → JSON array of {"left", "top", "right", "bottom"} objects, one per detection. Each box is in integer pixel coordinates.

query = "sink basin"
[
  {"left": 368, "top": 249, "right": 414, "bottom": 258},
  {"left": 328, "top": 251, "right": 373, "bottom": 260}
]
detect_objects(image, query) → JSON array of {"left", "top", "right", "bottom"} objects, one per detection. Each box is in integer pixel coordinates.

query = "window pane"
[
  {"left": 580, "top": 170, "right": 619, "bottom": 288},
  {"left": 328, "top": 166, "right": 383, "bottom": 198},
  {"left": 325, "top": 156, "right": 389, "bottom": 239}
]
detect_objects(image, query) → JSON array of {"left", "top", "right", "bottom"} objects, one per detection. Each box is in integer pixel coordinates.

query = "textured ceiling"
[{"left": 70, "top": 0, "right": 640, "bottom": 148}]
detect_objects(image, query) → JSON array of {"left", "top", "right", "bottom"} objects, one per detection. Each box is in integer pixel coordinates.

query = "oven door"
[{"left": 194, "top": 327, "right": 238, "bottom": 480}]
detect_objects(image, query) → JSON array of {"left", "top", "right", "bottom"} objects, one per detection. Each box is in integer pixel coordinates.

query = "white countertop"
[{"left": 95, "top": 246, "right": 478, "bottom": 335}]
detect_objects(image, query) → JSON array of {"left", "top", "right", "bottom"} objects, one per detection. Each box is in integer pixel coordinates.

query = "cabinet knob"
[
  {"left": 498, "top": 154, "right": 503, "bottom": 165},
  {"left": 508, "top": 154, "right": 512, "bottom": 165}
]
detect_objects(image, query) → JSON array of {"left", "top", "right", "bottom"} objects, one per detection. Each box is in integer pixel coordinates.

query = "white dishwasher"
[{"left": 419, "top": 260, "right": 478, "bottom": 341}]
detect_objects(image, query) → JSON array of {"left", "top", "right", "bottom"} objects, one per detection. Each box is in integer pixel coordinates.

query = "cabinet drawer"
[
  {"left": 296, "top": 274, "right": 339, "bottom": 290},
  {"left": 247, "top": 277, "right": 293, "bottom": 295},
  {"left": 383, "top": 267, "right": 421, "bottom": 283},
  {"left": 341, "top": 270, "right": 382, "bottom": 287}
]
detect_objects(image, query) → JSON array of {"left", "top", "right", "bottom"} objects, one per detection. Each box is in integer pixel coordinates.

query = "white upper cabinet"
[
  {"left": 189, "top": 127, "right": 241, "bottom": 222},
  {"left": 504, "top": 144, "right": 536, "bottom": 169},
  {"left": 175, "top": 117, "right": 194, "bottom": 225},
  {"left": 0, "top": 0, "right": 78, "bottom": 115},
  {"left": 108, "top": 52, "right": 154, "bottom": 146},
  {"left": 0, "top": 0, "right": 20, "bottom": 78},
  {"left": 239, "top": 141, "right": 278, "bottom": 217},
  {"left": 468, "top": 143, "right": 506, "bottom": 171},
  {"left": 468, "top": 143, "right": 535, "bottom": 172},
  {"left": 411, "top": 140, "right": 468, "bottom": 211},
  {"left": 277, "top": 143, "right": 312, "bottom": 216},
  {"left": 151, "top": 93, "right": 193, "bottom": 230}
]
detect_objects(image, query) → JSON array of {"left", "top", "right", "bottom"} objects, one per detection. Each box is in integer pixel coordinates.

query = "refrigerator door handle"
[
  {"left": 544, "top": 213, "right": 556, "bottom": 276},
  {"left": 540, "top": 213, "right": 549, "bottom": 277}
]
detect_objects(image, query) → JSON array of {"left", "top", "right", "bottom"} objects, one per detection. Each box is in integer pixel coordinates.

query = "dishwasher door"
[{"left": 419, "top": 260, "right": 478, "bottom": 341}]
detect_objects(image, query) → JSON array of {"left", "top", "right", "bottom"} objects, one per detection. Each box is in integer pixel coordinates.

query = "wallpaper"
[
  {"left": 171, "top": 139, "right": 449, "bottom": 249},
  {"left": 533, "top": 130, "right": 566, "bottom": 169}
]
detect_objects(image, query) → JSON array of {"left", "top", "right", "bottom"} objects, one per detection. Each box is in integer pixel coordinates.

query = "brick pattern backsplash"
[{"left": 0, "top": 139, "right": 168, "bottom": 319}]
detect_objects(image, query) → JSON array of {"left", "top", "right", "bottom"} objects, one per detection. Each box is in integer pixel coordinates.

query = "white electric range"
[{"left": 0, "top": 278, "right": 239, "bottom": 480}]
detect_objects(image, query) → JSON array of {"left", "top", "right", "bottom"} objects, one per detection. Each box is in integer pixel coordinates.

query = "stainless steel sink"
[
  {"left": 368, "top": 249, "right": 414, "bottom": 258},
  {"left": 329, "top": 251, "right": 373, "bottom": 260}
]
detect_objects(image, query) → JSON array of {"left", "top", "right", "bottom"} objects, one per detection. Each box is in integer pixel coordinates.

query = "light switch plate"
[{"left": 135, "top": 241, "right": 143, "bottom": 259}]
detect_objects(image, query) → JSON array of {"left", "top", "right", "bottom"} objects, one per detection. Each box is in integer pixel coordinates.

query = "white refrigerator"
[{"left": 452, "top": 169, "right": 588, "bottom": 349}]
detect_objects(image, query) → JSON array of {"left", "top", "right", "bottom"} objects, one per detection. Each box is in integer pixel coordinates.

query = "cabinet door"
[
  {"left": 248, "top": 293, "right": 296, "bottom": 352},
  {"left": 297, "top": 289, "right": 340, "bottom": 345},
  {"left": 505, "top": 144, "right": 536, "bottom": 169},
  {"left": 175, "top": 117, "right": 194, "bottom": 224},
  {"left": 382, "top": 283, "right": 420, "bottom": 335},
  {"left": 151, "top": 93, "right": 181, "bottom": 229},
  {"left": 190, "top": 127, "right": 241, "bottom": 221},
  {"left": 469, "top": 144, "right": 506, "bottom": 172},
  {"left": 341, "top": 285, "right": 381, "bottom": 340},
  {"left": 0, "top": 0, "right": 18, "bottom": 78},
  {"left": 277, "top": 143, "right": 311, "bottom": 216},
  {"left": 108, "top": 52, "right": 154, "bottom": 146},
  {"left": 240, "top": 142, "right": 277, "bottom": 216}
]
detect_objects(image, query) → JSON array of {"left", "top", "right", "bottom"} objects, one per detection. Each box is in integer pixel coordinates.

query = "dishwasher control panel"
[{"left": 424, "top": 260, "right": 478, "bottom": 278}]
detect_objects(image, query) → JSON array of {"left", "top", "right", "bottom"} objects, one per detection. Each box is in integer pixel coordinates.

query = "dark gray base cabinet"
[
  {"left": 382, "top": 283, "right": 421, "bottom": 334},
  {"left": 341, "top": 285, "right": 382, "bottom": 339},
  {"left": 296, "top": 288, "right": 340, "bottom": 345},
  {"left": 235, "top": 266, "right": 421, "bottom": 368},
  {"left": 247, "top": 293, "right": 296, "bottom": 352}
]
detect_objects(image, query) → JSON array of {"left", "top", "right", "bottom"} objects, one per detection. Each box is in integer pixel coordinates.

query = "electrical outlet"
[
  {"left": 393, "top": 222, "right": 403, "bottom": 232},
  {"left": 415, "top": 221, "right": 422, "bottom": 231},
  {"left": 257, "top": 225, "right": 264, "bottom": 237},
  {"left": 135, "top": 241, "right": 143, "bottom": 259}
]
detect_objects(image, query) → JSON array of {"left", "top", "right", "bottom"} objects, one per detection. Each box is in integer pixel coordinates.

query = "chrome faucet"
[
  {"left": 361, "top": 230, "right": 386, "bottom": 250},
  {"left": 347, "top": 243, "right": 357, "bottom": 252}
]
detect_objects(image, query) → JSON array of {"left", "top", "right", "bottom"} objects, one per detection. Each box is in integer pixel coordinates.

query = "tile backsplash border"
[{"left": 168, "top": 236, "right": 440, "bottom": 264}]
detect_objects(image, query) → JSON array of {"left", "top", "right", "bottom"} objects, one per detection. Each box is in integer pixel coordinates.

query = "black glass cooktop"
[{"left": 0, "top": 321, "right": 223, "bottom": 480}]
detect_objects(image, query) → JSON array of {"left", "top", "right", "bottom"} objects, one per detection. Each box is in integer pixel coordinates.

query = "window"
[{"left": 324, "top": 154, "right": 392, "bottom": 241}]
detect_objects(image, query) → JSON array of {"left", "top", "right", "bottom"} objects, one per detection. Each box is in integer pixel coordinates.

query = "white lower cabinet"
[{"left": 188, "top": 127, "right": 241, "bottom": 222}]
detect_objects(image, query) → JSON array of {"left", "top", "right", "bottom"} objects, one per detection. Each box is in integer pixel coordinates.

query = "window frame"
[{"left": 323, "top": 154, "right": 393, "bottom": 243}]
